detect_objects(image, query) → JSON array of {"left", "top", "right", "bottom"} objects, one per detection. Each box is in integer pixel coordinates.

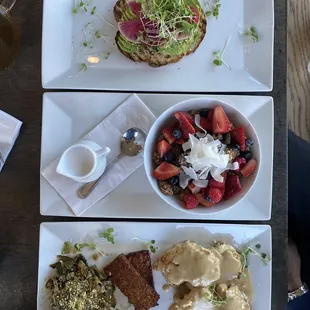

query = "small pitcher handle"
[{"left": 1, "top": 0, "right": 16, "bottom": 11}]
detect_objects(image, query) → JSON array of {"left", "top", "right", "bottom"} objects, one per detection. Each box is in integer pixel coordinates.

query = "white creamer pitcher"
[{"left": 56, "top": 140, "right": 111, "bottom": 183}]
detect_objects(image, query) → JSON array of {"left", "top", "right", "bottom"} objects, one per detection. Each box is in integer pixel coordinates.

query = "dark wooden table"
[{"left": 0, "top": 0, "right": 287, "bottom": 309}]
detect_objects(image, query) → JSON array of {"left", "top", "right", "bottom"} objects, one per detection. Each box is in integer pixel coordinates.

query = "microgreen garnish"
[
  {"left": 132, "top": 237, "right": 158, "bottom": 253},
  {"left": 243, "top": 26, "right": 259, "bottom": 43},
  {"left": 98, "top": 228, "right": 115, "bottom": 244},
  {"left": 61, "top": 241, "right": 73, "bottom": 254},
  {"left": 90, "top": 5, "right": 96, "bottom": 15},
  {"left": 138, "top": 0, "right": 197, "bottom": 45},
  {"left": 102, "top": 52, "right": 110, "bottom": 60},
  {"left": 81, "top": 63, "right": 88, "bottom": 71},
  {"left": 240, "top": 244, "right": 271, "bottom": 273},
  {"left": 212, "top": 36, "right": 231, "bottom": 69},
  {"left": 204, "top": 284, "right": 227, "bottom": 307},
  {"left": 72, "top": 0, "right": 93, "bottom": 14},
  {"left": 74, "top": 242, "right": 96, "bottom": 251},
  {"left": 205, "top": 0, "right": 221, "bottom": 19},
  {"left": 89, "top": 6, "right": 114, "bottom": 28}
]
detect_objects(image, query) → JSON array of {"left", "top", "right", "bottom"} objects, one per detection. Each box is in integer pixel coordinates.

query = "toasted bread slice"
[
  {"left": 113, "top": 0, "right": 207, "bottom": 67},
  {"left": 104, "top": 254, "right": 160, "bottom": 309}
]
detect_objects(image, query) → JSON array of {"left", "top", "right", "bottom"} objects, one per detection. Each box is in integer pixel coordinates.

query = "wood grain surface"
[
  {"left": 288, "top": 0, "right": 310, "bottom": 141},
  {"left": 0, "top": 0, "right": 287, "bottom": 309}
]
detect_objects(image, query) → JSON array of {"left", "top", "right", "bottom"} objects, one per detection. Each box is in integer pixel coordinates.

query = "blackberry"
[
  {"left": 169, "top": 176, "right": 179, "bottom": 185},
  {"left": 200, "top": 109, "right": 209, "bottom": 117},
  {"left": 242, "top": 151, "right": 252, "bottom": 161}
]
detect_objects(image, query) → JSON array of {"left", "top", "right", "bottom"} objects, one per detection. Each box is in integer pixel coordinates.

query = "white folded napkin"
[
  {"left": 0, "top": 110, "right": 22, "bottom": 172},
  {"left": 41, "top": 94, "right": 156, "bottom": 216}
]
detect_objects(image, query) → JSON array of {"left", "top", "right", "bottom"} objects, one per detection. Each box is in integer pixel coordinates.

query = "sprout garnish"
[
  {"left": 98, "top": 227, "right": 115, "bottom": 244},
  {"left": 212, "top": 36, "right": 231, "bottom": 69},
  {"left": 132, "top": 237, "right": 158, "bottom": 253},
  {"left": 243, "top": 26, "right": 259, "bottom": 43}
]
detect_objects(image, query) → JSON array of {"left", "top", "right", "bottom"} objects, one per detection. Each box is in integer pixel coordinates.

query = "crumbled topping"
[
  {"left": 158, "top": 181, "right": 174, "bottom": 196},
  {"left": 226, "top": 147, "right": 240, "bottom": 162},
  {"left": 152, "top": 152, "right": 162, "bottom": 167}
]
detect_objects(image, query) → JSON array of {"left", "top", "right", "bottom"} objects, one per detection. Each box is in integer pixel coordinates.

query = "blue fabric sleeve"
[{"left": 288, "top": 291, "right": 310, "bottom": 310}]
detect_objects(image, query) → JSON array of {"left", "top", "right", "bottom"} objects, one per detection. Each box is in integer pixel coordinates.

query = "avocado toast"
[{"left": 114, "top": 0, "right": 207, "bottom": 67}]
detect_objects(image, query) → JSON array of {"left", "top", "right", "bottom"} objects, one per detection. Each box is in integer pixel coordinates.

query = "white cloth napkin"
[
  {"left": 41, "top": 94, "right": 156, "bottom": 216},
  {"left": 0, "top": 110, "right": 22, "bottom": 172}
]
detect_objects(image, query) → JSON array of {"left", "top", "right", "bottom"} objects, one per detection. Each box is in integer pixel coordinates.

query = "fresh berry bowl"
[{"left": 144, "top": 98, "right": 261, "bottom": 215}]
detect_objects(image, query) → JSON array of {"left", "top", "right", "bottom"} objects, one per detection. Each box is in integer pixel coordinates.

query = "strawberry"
[
  {"left": 175, "top": 138, "right": 185, "bottom": 144},
  {"left": 175, "top": 111, "right": 194, "bottom": 125},
  {"left": 199, "top": 116, "right": 212, "bottom": 132},
  {"left": 240, "top": 159, "right": 257, "bottom": 177},
  {"left": 188, "top": 182, "right": 201, "bottom": 194},
  {"left": 206, "top": 187, "right": 223, "bottom": 203},
  {"left": 195, "top": 193, "right": 215, "bottom": 207},
  {"left": 183, "top": 194, "right": 199, "bottom": 209},
  {"left": 230, "top": 127, "right": 246, "bottom": 151},
  {"left": 174, "top": 112, "right": 195, "bottom": 138},
  {"left": 212, "top": 106, "right": 231, "bottom": 134},
  {"left": 153, "top": 162, "right": 181, "bottom": 180},
  {"left": 233, "top": 157, "right": 247, "bottom": 173},
  {"left": 224, "top": 175, "right": 242, "bottom": 200},
  {"left": 208, "top": 172, "right": 227, "bottom": 189},
  {"left": 157, "top": 140, "right": 171, "bottom": 158},
  {"left": 162, "top": 127, "right": 176, "bottom": 144}
]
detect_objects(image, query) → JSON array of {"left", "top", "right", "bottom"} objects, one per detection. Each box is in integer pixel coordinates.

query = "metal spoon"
[{"left": 77, "top": 127, "right": 146, "bottom": 199}]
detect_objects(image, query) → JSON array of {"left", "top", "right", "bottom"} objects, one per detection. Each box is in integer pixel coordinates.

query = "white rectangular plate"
[
  {"left": 42, "top": 0, "right": 274, "bottom": 91},
  {"left": 37, "top": 222, "right": 272, "bottom": 310},
  {"left": 40, "top": 92, "right": 274, "bottom": 220}
]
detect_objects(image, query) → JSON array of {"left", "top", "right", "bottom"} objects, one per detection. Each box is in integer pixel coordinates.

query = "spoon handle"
[{"left": 77, "top": 153, "right": 123, "bottom": 199}]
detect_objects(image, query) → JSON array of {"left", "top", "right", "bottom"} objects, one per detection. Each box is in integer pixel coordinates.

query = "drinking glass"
[{"left": 0, "top": 0, "right": 19, "bottom": 71}]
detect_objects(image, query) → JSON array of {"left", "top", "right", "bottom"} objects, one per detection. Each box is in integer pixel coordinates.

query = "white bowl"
[{"left": 144, "top": 98, "right": 261, "bottom": 215}]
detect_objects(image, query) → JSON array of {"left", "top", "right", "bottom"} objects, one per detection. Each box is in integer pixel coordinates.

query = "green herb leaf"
[
  {"left": 98, "top": 227, "right": 115, "bottom": 244},
  {"left": 74, "top": 242, "right": 96, "bottom": 251},
  {"left": 255, "top": 244, "right": 261, "bottom": 249},
  {"left": 205, "top": 0, "right": 221, "bottom": 19},
  {"left": 243, "top": 26, "right": 259, "bottom": 43},
  {"left": 213, "top": 59, "right": 222, "bottom": 66},
  {"left": 72, "top": 7, "right": 79, "bottom": 14},
  {"left": 91, "top": 6, "right": 96, "bottom": 15},
  {"left": 61, "top": 241, "right": 73, "bottom": 254},
  {"left": 212, "top": 36, "right": 231, "bottom": 69},
  {"left": 84, "top": 6, "right": 88, "bottom": 12},
  {"left": 79, "top": 1, "right": 85, "bottom": 7}
]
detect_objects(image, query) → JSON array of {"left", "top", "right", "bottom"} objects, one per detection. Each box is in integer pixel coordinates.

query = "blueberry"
[
  {"left": 173, "top": 129, "right": 182, "bottom": 139},
  {"left": 164, "top": 152, "right": 174, "bottom": 162},
  {"left": 169, "top": 176, "right": 179, "bottom": 185},
  {"left": 245, "top": 138, "right": 254, "bottom": 147},
  {"left": 242, "top": 151, "right": 252, "bottom": 161},
  {"left": 200, "top": 109, "right": 209, "bottom": 117},
  {"left": 232, "top": 144, "right": 240, "bottom": 151},
  {"left": 205, "top": 196, "right": 212, "bottom": 202}
]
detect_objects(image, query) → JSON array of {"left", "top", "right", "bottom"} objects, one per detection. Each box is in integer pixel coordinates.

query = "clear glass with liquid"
[{"left": 0, "top": 0, "right": 19, "bottom": 70}]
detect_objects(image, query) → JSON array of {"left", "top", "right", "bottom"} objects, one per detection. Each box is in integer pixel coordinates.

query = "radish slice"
[
  {"left": 127, "top": 1, "right": 142, "bottom": 15},
  {"left": 118, "top": 20, "right": 144, "bottom": 42},
  {"left": 190, "top": 6, "right": 200, "bottom": 24}
]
